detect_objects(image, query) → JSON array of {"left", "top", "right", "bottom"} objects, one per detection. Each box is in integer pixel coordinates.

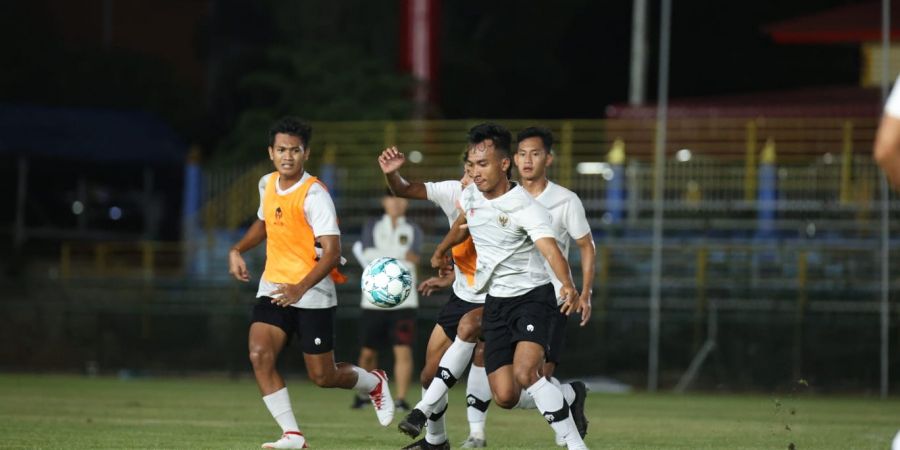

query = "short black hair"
[
  {"left": 467, "top": 123, "right": 513, "bottom": 179},
  {"left": 269, "top": 116, "right": 312, "bottom": 148},
  {"left": 517, "top": 126, "right": 553, "bottom": 153},
  {"left": 467, "top": 122, "right": 512, "bottom": 159}
]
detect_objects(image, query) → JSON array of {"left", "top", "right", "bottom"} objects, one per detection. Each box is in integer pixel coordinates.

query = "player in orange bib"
[{"left": 228, "top": 117, "right": 394, "bottom": 449}]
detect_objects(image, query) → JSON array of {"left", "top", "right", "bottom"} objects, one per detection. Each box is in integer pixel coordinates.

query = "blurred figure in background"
[{"left": 351, "top": 189, "right": 423, "bottom": 413}]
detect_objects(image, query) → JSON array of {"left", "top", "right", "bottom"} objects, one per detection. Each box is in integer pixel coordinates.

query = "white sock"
[
  {"left": 466, "top": 364, "right": 491, "bottom": 439},
  {"left": 526, "top": 377, "right": 584, "bottom": 448},
  {"left": 550, "top": 377, "right": 577, "bottom": 405},
  {"left": 424, "top": 388, "right": 449, "bottom": 445},
  {"left": 262, "top": 387, "right": 300, "bottom": 433},
  {"left": 352, "top": 366, "right": 378, "bottom": 394},
  {"left": 415, "top": 337, "right": 475, "bottom": 414}
]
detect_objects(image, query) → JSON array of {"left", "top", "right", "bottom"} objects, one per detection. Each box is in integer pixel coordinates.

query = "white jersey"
[
  {"left": 886, "top": 75, "right": 900, "bottom": 118},
  {"left": 255, "top": 172, "right": 340, "bottom": 309},
  {"left": 459, "top": 183, "right": 556, "bottom": 297},
  {"left": 425, "top": 180, "right": 486, "bottom": 304},
  {"left": 533, "top": 181, "right": 592, "bottom": 303},
  {"left": 357, "top": 215, "right": 422, "bottom": 309}
]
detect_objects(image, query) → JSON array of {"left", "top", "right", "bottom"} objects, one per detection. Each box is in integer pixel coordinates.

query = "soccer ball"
[{"left": 361, "top": 257, "right": 412, "bottom": 308}]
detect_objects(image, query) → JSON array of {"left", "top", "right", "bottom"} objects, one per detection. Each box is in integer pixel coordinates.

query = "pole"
[
  {"left": 879, "top": 0, "right": 890, "bottom": 400},
  {"left": 649, "top": 0, "right": 672, "bottom": 392},
  {"left": 629, "top": 0, "right": 648, "bottom": 105}
]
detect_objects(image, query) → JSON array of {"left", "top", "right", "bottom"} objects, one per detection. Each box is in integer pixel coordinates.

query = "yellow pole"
[
  {"left": 840, "top": 121, "right": 853, "bottom": 204},
  {"left": 598, "top": 245, "right": 609, "bottom": 316},
  {"left": 744, "top": 120, "right": 757, "bottom": 202},
  {"left": 560, "top": 121, "right": 574, "bottom": 187},
  {"left": 794, "top": 250, "right": 808, "bottom": 379},
  {"left": 60, "top": 243, "right": 71, "bottom": 280},
  {"left": 384, "top": 121, "right": 397, "bottom": 149},
  {"left": 693, "top": 247, "right": 708, "bottom": 351},
  {"left": 142, "top": 241, "right": 154, "bottom": 281}
]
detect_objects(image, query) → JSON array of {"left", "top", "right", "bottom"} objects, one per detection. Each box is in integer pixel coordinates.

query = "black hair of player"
[
  {"left": 269, "top": 117, "right": 312, "bottom": 148},
  {"left": 467, "top": 122, "right": 513, "bottom": 178},
  {"left": 517, "top": 126, "right": 554, "bottom": 154}
]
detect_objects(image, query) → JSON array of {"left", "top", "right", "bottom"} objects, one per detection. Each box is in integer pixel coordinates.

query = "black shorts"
[
  {"left": 546, "top": 308, "right": 568, "bottom": 365},
  {"left": 482, "top": 283, "right": 556, "bottom": 374},
  {"left": 251, "top": 297, "right": 335, "bottom": 355},
  {"left": 436, "top": 292, "right": 484, "bottom": 341},
  {"left": 359, "top": 308, "right": 417, "bottom": 348}
]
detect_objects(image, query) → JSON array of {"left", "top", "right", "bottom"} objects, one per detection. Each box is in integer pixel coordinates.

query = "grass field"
[{"left": 1, "top": 374, "right": 898, "bottom": 449}]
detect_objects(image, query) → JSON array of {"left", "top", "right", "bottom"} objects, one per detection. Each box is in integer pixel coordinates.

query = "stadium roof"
[
  {"left": 0, "top": 104, "right": 186, "bottom": 164},
  {"left": 764, "top": 1, "right": 900, "bottom": 44}
]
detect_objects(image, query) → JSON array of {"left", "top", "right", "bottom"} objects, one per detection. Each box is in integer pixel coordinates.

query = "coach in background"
[{"left": 351, "top": 189, "right": 423, "bottom": 412}]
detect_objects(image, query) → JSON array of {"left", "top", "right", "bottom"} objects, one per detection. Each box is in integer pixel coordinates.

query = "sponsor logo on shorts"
[
  {"left": 526, "top": 324, "right": 534, "bottom": 332},
  {"left": 314, "top": 337, "right": 322, "bottom": 346}
]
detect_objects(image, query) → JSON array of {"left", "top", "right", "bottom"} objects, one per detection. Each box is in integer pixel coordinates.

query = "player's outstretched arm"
[
  {"left": 379, "top": 146, "right": 427, "bottom": 199},
  {"left": 228, "top": 219, "right": 267, "bottom": 282},
  {"left": 431, "top": 214, "right": 470, "bottom": 269},
  {"left": 574, "top": 233, "right": 595, "bottom": 326},
  {"left": 271, "top": 235, "right": 341, "bottom": 307},
  {"left": 534, "top": 237, "right": 579, "bottom": 310},
  {"left": 874, "top": 114, "right": 900, "bottom": 189},
  {"left": 418, "top": 270, "right": 455, "bottom": 296}
]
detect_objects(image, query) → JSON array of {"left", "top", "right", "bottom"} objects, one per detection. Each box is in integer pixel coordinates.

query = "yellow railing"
[
  {"left": 60, "top": 241, "right": 186, "bottom": 280},
  {"left": 198, "top": 117, "right": 880, "bottom": 231}
]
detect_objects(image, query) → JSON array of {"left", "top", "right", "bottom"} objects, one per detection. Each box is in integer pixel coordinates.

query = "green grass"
[{"left": 0, "top": 374, "right": 898, "bottom": 449}]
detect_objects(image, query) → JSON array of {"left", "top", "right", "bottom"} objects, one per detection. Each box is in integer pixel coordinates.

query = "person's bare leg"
[{"left": 393, "top": 344, "right": 413, "bottom": 402}]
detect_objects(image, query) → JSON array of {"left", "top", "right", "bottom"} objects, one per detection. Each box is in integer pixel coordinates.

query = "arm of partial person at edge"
[
  {"left": 231, "top": 219, "right": 267, "bottom": 254},
  {"left": 434, "top": 214, "right": 470, "bottom": 260},
  {"left": 295, "top": 234, "right": 341, "bottom": 292},
  {"left": 384, "top": 170, "right": 428, "bottom": 200},
  {"left": 575, "top": 233, "right": 596, "bottom": 325},
  {"left": 874, "top": 114, "right": 900, "bottom": 190},
  {"left": 534, "top": 237, "right": 576, "bottom": 291}
]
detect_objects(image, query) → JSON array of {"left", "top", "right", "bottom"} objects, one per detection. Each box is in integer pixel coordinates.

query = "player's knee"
[
  {"left": 493, "top": 390, "right": 518, "bottom": 409},
  {"left": 248, "top": 348, "right": 275, "bottom": 370},
  {"left": 456, "top": 322, "right": 479, "bottom": 342},
  {"left": 514, "top": 366, "right": 540, "bottom": 388},
  {"left": 420, "top": 372, "right": 432, "bottom": 388}
]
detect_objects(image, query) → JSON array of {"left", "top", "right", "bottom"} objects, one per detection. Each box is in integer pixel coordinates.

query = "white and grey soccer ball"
[{"left": 361, "top": 257, "right": 412, "bottom": 308}]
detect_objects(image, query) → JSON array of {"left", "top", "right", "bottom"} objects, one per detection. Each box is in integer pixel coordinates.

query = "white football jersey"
[
  {"left": 425, "top": 180, "right": 486, "bottom": 304},
  {"left": 533, "top": 181, "right": 592, "bottom": 303},
  {"left": 458, "top": 183, "right": 556, "bottom": 298}
]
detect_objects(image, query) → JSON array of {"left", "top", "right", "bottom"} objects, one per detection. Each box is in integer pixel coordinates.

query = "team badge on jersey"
[
  {"left": 274, "top": 206, "right": 284, "bottom": 225},
  {"left": 399, "top": 234, "right": 409, "bottom": 245},
  {"left": 498, "top": 213, "right": 509, "bottom": 228}
]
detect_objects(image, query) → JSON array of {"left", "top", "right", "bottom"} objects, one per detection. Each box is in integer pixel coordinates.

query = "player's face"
[
  {"left": 514, "top": 136, "right": 552, "bottom": 181},
  {"left": 465, "top": 139, "right": 510, "bottom": 194},
  {"left": 268, "top": 133, "right": 308, "bottom": 180},
  {"left": 382, "top": 195, "right": 408, "bottom": 218}
]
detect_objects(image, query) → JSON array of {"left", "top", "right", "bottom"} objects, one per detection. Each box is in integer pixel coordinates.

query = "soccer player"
[
  {"left": 402, "top": 123, "right": 590, "bottom": 449},
  {"left": 379, "top": 147, "right": 491, "bottom": 449},
  {"left": 228, "top": 117, "right": 394, "bottom": 449},
  {"left": 872, "top": 75, "right": 900, "bottom": 450},
  {"left": 350, "top": 190, "right": 423, "bottom": 412},
  {"left": 514, "top": 126, "right": 595, "bottom": 446}
]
